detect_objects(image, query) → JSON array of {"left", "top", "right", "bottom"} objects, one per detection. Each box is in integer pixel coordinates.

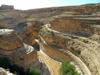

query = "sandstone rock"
[
  {"left": 0, "top": 17, "right": 26, "bottom": 29},
  {"left": 50, "top": 17, "right": 100, "bottom": 35},
  {"left": 14, "top": 21, "right": 43, "bottom": 45},
  {"left": 10, "top": 44, "right": 40, "bottom": 69},
  {"left": 0, "top": 29, "right": 23, "bottom": 50},
  {"left": 70, "top": 8, "right": 84, "bottom": 12},
  {"left": 0, "top": 11, "right": 21, "bottom": 19},
  {"left": 40, "top": 24, "right": 100, "bottom": 75},
  {"left": 0, "top": 29, "right": 40, "bottom": 69},
  {"left": 0, "top": 5, "right": 14, "bottom": 10},
  {"left": 0, "top": 10, "right": 26, "bottom": 29}
]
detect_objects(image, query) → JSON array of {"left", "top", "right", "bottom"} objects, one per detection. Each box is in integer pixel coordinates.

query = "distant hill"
[
  {"left": 18, "top": 3, "right": 100, "bottom": 22},
  {"left": 1, "top": 3, "right": 100, "bottom": 23}
]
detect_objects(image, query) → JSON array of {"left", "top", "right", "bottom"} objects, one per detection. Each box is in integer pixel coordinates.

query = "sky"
[{"left": 0, "top": 0, "right": 100, "bottom": 10}]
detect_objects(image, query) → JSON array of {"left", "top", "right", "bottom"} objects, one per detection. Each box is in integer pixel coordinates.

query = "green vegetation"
[
  {"left": 67, "top": 38, "right": 71, "bottom": 41},
  {"left": 38, "top": 36, "right": 40, "bottom": 39},
  {"left": 39, "top": 31, "right": 41, "bottom": 35},
  {"left": 40, "top": 26, "right": 42, "bottom": 29},
  {"left": 60, "top": 61, "right": 81, "bottom": 75},
  {"left": 0, "top": 57, "right": 41, "bottom": 75},
  {"left": 47, "top": 30, "right": 55, "bottom": 35},
  {"left": 70, "top": 35, "right": 75, "bottom": 39},
  {"left": 50, "top": 31, "right": 55, "bottom": 35},
  {"left": 0, "top": 31, "right": 2, "bottom": 33},
  {"left": 47, "top": 30, "right": 50, "bottom": 33},
  {"left": 82, "top": 38, "right": 85, "bottom": 42},
  {"left": 25, "top": 67, "right": 41, "bottom": 75}
]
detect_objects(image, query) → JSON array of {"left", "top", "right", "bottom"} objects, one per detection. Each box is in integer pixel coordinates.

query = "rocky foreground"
[{"left": 0, "top": 3, "right": 100, "bottom": 75}]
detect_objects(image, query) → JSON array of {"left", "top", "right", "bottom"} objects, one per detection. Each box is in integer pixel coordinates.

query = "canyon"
[{"left": 0, "top": 3, "right": 100, "bottom": 75}]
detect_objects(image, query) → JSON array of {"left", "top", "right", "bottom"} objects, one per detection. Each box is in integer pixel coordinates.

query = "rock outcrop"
[
  {"left": 39, "top": 16, "right": 100, "bottom": 75},
  {"left": 0, "top": 29, "right": 23, "bottom": 50},
  {"left": 0, "top": 29, "right": 40, "bottom": 69},
  {"left": 50, "top": 17, "right": 100, "bottom": 35},
  {"left": 14, "top": 21, "right": 43, "bottom": 45},
  {"left": 0, "top": 5, "right": 14, "bottom": 10},
  {"left": 0, "top": 10, "right": 26, "bottom": 29},
  {"left": 1, "top": 3, "right": 100, "bottom": 75}
]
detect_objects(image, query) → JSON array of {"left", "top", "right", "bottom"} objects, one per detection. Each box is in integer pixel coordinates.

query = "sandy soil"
[{"left": 38, "top": 50, "right": 61, "bottom": 75}]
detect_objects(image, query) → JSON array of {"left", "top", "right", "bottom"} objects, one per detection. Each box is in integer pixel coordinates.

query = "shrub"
[
  {"left": 82, "top": 38, "right": 85, "bottom": 42},
  {"left": 10, "top": 64, "right": 24, "bottom": 75},
  {"left": 6, "top": 68, "right": 10, "bottom": 72},
  {"left": 25, "top": 67, "right": 41, "bottom": 75},
  {"left": 0, "top": 57, "right": 41, "bottom": 75},
  {"left": 50, "top": 31, "right": 55, "bottom": 35},
  {"left": 48, "top": 30, "right": 55, "bottom": 35},
  {"left": 39, "top": 31, "right": 41, "bottom": 35},
  {"left": 47, "top": 30, "right": 50, "bottom": 33},
  {"left": 38, "top": 36, "right": 40, "bottom": 39},
  {"left": 70, "top": 35, "right": 74, "bottom": 38},
  {"left": 60, "top": 61, "right": 81, "bottom": 75},
  {"left": 40, "top": 26, "right": 42, "bottom": 29}
]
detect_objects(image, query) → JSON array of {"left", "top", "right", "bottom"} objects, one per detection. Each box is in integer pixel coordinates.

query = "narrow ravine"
[{"left": 37, "top": 50, "right": 61, "bottom": 75}]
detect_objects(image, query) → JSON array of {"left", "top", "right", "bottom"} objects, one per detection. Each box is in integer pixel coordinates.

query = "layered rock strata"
[
  {"left": 40, "top": 23, "right": 100, "bottom": 75},
  {"left": 50, "top": 17, "right": 100, "bottom": 35},
  {"left": 0, "top": 5, "right": 14, "bottom": 10},
  {"left": 0, "top": 29, "right": 40, "bottom": 69},
  {"left": 14, "top": 21, "right": 43, "bottom": 45},
  {"left": 0, "top": 11, "right": 26, "bottom": 29}
]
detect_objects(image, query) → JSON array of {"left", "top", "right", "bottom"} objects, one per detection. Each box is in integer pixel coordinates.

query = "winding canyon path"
[{"left": 37, "top": 50, "right": 61, "bottom": 75}]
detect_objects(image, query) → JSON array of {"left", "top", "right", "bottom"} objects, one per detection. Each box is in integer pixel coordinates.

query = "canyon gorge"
[{"left": 0, "top": 3, "right": 100, "bottom": 75}]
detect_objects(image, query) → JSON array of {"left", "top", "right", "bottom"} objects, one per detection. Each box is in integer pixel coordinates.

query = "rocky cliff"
[
  {"left": 1, "top": 3, "right": 100, "bottom": 75},
  {"left": 39, "top": 16, "right": 100, "bottom": 75},
  {"left": 14, "top": 21, "right": 43, "bottom": 45},
  {"left": 0, "top": 29, "right": 40, "bottom": 69},
  {"left": 0, "top": 5, "right": 14, "bottom": 10}
]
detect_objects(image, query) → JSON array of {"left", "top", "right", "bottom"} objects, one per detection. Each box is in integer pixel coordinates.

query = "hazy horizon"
[{"left": 0, "top": 0, "right": 100, "bottom": 10}]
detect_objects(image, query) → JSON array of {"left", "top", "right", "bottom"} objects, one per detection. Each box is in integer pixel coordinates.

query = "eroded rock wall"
[
  {"left": 50, "top": 18, "right": 100, "bottom": 35},
  {"left": 14, "top": 21, "right": 43, "bottom": 45},
  {"left": 0, "top": 5, "right": 14, "bottom": 10},
  {"left": 40, "top": 24, "right": 100, "bottom": 75},
  {"left": 0, "top": 10, "right": 26, "bottom": 29},
  {"left": 0, "top": 29, "right": 40, "bottom": 69}
]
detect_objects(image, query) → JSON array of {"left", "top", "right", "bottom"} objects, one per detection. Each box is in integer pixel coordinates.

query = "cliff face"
[
  {"left": 40, "top": 19, "right": 100, "bottom": 75},
  {"left": 0, "top": 29, "right": 40, "bottom": 69},
  {"left": 0, "top": 5, "right": 14, "bottom": 10},
  {"left": 0, "top": 29, "right": 23, "bottom": 50},
  {"left": 1, "top": 3, "right": 100, "bottom": 75},
  {"left": 50, "top": 18, "right": 100, "bottom": 35},
  {"left": 0, "top": 10, "right": 26, "bottom": 29},
  {"left": 14, "top": 21, "right": 43, "bottom": 45}
]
